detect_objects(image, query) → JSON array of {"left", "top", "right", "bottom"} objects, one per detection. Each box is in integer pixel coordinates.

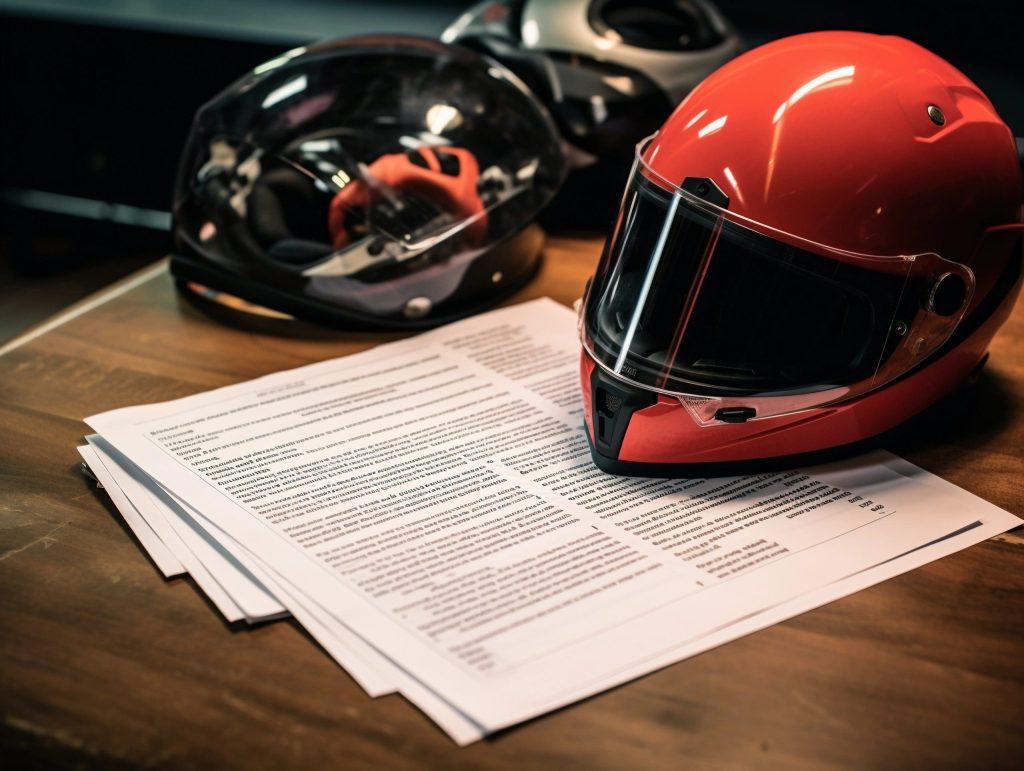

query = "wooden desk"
[{"left": 2, "top": 238, "right": 1022, "bottom": 768}]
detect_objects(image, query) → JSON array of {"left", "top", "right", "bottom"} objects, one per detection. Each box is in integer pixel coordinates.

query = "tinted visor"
[{"left": 581, "top": 156, "right": 973, "bottom": 416}]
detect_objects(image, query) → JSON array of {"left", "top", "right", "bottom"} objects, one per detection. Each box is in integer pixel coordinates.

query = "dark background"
[{"left": 1, "top": 0, "right": 1021, "bottom": 341}]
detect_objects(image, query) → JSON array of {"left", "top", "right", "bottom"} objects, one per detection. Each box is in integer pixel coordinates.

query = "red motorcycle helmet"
[{"left": 579, "top": 31, "right": 1023, "bottom": 475}]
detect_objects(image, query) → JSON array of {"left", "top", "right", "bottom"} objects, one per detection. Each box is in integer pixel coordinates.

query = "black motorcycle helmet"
[{"left": 171, "top": 36, "right": 567, "bottom": 329}]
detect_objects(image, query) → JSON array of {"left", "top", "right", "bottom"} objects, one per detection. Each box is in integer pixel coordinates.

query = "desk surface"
[{"left": 1, "top": 237, "right": 1022, "bottom": 769}]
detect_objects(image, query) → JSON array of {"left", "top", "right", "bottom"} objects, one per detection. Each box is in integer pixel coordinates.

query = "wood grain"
[{"left": 1, "top": 236, "right": 1022, "bottom": 769}]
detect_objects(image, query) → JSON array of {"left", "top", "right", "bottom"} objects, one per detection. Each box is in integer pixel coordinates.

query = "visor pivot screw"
[
  {"left": 696, "top": 182, "right": 710, "bottom": 196},
  {"left": 894, "top": 321, "right": 908, "bottom": 337},
  {"left": 491, "top": 271, "right": 503, "bottom": 284},
  {"left": 403, "top": 297, "right": 432, "bottom": 319},
  {"left": 927, "top": 105, "right": 945, "bottom": 126},
  {"left": 927, "top": 272, "right": 967, "bottom": 316}
]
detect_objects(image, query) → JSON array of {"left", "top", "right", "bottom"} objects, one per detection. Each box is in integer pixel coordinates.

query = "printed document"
[{"left": 84, "top": 298, "right": 1021, "bottom": 741}]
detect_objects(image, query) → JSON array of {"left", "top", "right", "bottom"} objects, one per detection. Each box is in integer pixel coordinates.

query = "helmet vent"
[{"left": 603, "top": 391, "right": 624, "bottom": 414}]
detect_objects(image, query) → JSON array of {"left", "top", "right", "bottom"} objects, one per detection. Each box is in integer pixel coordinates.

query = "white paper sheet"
[
  {"left": 90, "top": 438, "right": 287, "bottom": 624},
  {"left": 86, "top": 438, "right": 486, "bottom": 742},
  {"left": 87, "top": 440, "right": 1017, "bottom": 745},
  {"left": 77, "top": 445, "right": 184, "bottom": 579},
  {"left": 84, "top": 298, "right": 1022, "bottom": 740}
]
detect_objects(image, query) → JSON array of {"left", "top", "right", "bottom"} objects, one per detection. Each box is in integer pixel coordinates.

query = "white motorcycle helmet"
[{"left": 443, "top": 0, "right": 744, "bottom": 166}]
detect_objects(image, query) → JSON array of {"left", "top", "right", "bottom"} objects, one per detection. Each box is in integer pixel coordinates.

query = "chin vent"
[{"left": 602, "top": 391, "right": 624, "bottom": 414}]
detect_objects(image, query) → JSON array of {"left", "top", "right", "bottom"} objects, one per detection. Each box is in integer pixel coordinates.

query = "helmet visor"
[{"left": 580, "top": 142, "right": 974, "bottom": 423}]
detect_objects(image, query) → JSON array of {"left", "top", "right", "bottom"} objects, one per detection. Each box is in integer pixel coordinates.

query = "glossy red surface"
[
  {"left": 644, "top": 31, "right": 1021, "bottom": 305},
  {"left": 581, "top": 32, "right": 1024, "bottom": 469}
]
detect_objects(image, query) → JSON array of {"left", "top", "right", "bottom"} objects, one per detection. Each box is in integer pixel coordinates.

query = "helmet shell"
[
  {"left": 172, "top": 35, "right": 567, "bottom": 329},
  {"left": 520, "top": 0, "right": 743, "bottom": 101},
  {"left": 444, "top": 0, "right": 743, "bottom": 162},
  {"left": 645, "top": 31, "right": 1021, "bottom": 293},
  {"left": 580, "top": 31, "right": 1023, "bottom": 475}
]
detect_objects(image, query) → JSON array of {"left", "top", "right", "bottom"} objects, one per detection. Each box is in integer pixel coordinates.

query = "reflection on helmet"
[
  {"left": 327, "top": 147, "right": 487, "bottom": 252},
  {"left": 172, "top": 36, "right": 566, "bottom": 328}
]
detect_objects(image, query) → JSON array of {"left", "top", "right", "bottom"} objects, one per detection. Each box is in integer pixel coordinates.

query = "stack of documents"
[{"left": 80, "top": 298, "right": 1021, "bottom": 744}]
